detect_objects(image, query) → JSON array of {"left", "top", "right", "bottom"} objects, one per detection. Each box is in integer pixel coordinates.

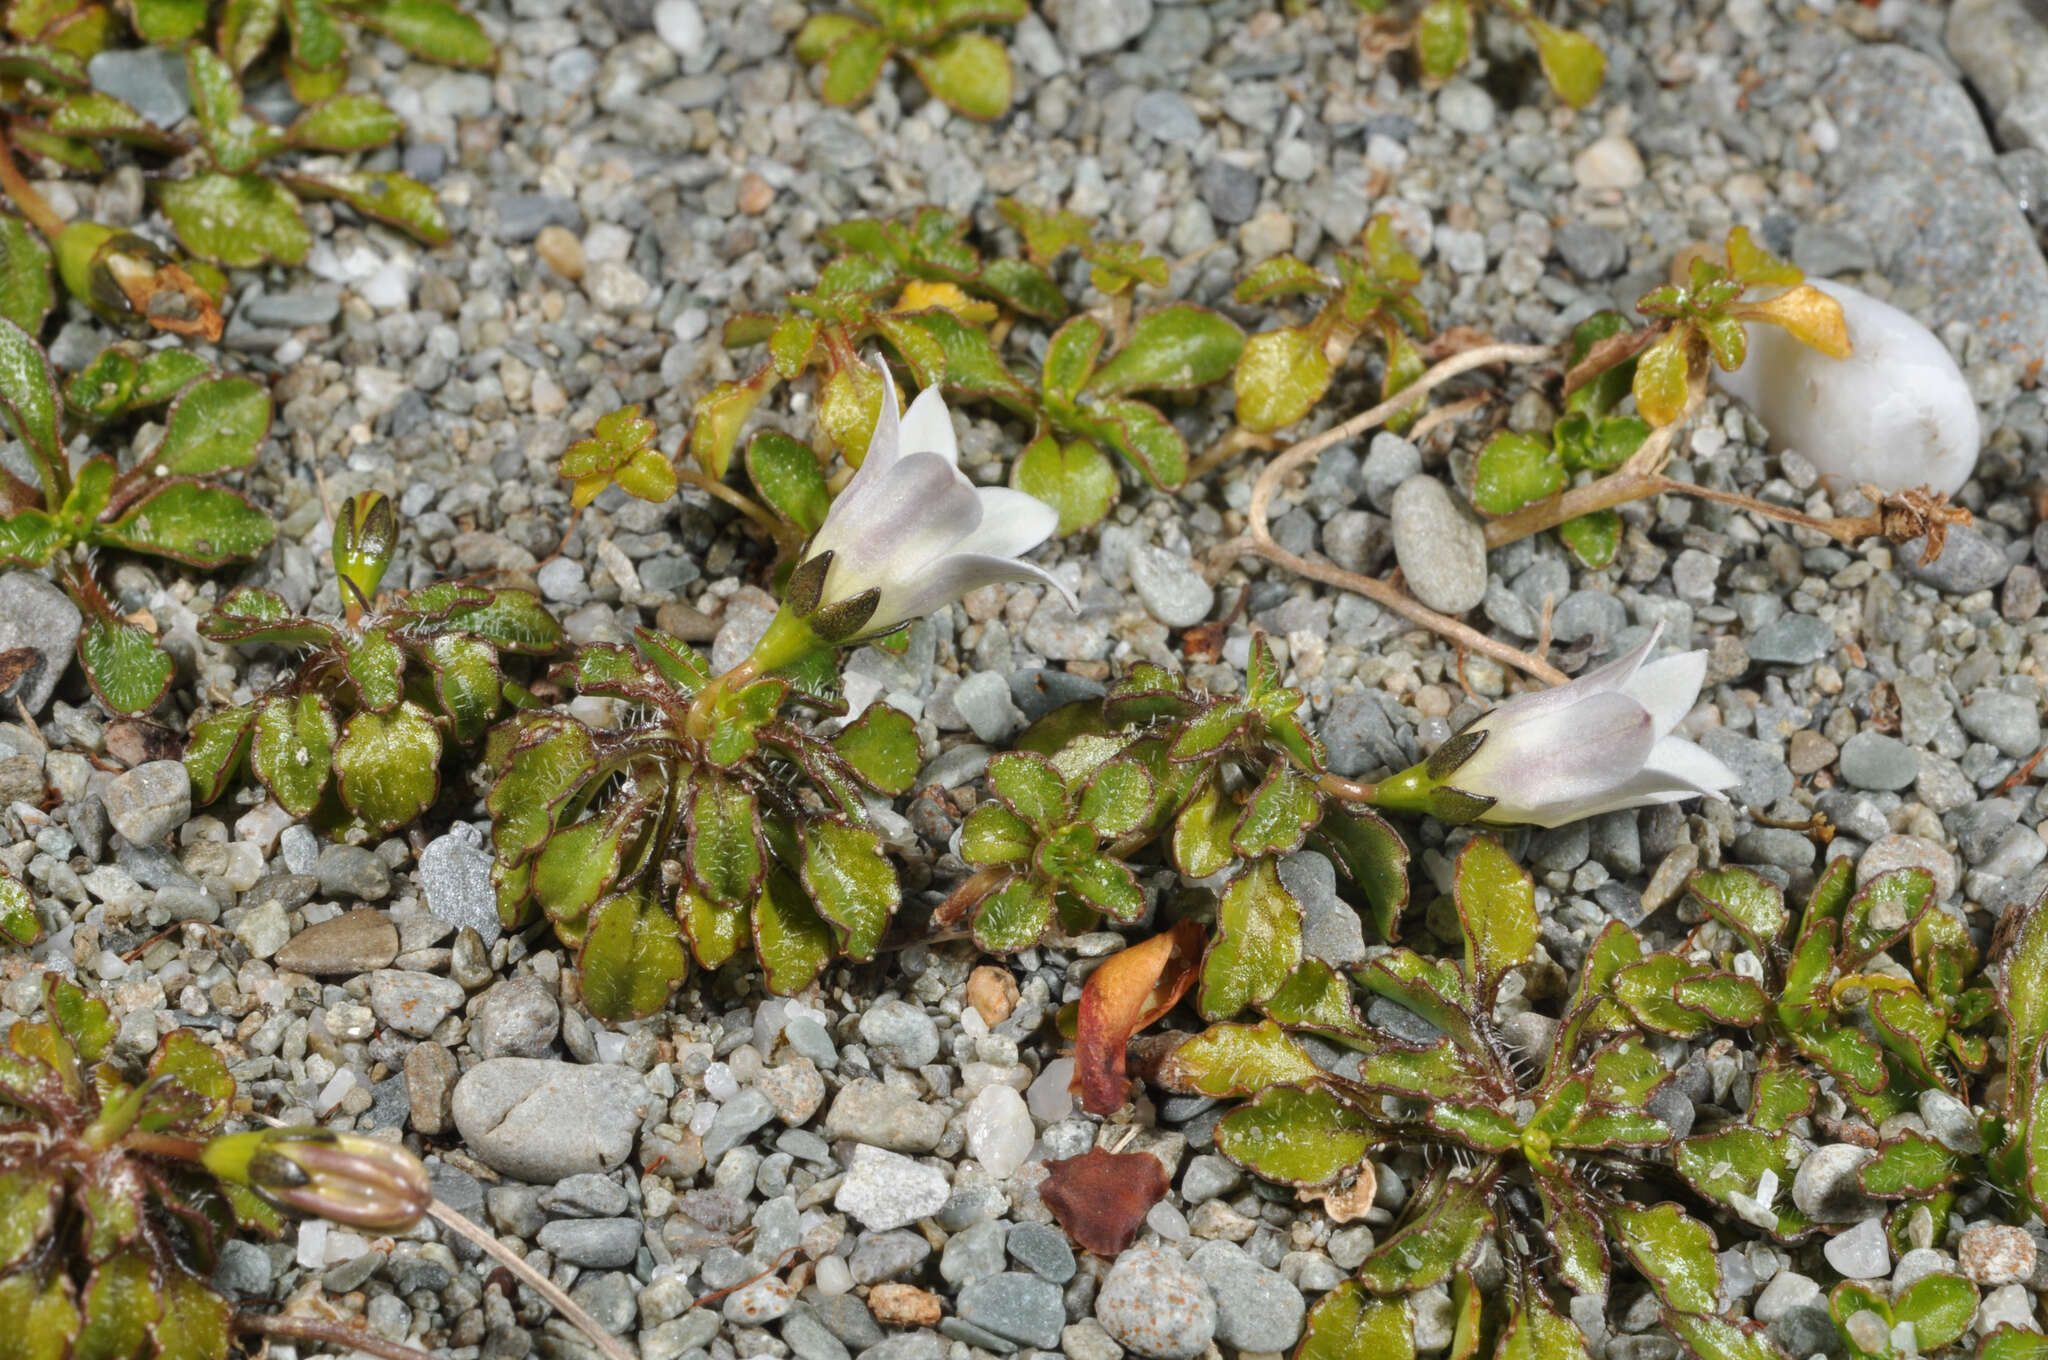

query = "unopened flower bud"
[{"left": 203, "top": 1127, "right": 431, "bottom": 1232}]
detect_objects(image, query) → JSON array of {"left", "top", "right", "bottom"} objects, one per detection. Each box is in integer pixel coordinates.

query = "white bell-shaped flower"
[
  {"left": 1378, "top": 624, "right": 1740, "bottom": 828},
  {"left": 784, "top": 365, "right": 1075, "bottom": 646}
]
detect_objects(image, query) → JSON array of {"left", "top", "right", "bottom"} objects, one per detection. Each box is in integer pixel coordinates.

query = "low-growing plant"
[
  {"left": 0, "top": 973, "right": 430, "bottom": 1360},
  {"left": 183, "top": 491, "right": 562, "bottom": 836},
  {"left": 0, "top": 863, "right": 39, "bottom": 946},
  {"left": 1352, "top": 0, "right": 1606, "bottom": 108},
  {"left": 1157, "top": 835, "right": 1762, "bottom": 1358},
  {"left": 795, "top": 0, "right": 1025, "bottom": 120},
  {"left": 0, "top": 321, "right": 275, "bottom": 711},
  {"left": 0, "top": 0, "right": 488, "bottom": 300},
  {"left": 1231, "top": 214, "right": 1429, "bottom": 436}
]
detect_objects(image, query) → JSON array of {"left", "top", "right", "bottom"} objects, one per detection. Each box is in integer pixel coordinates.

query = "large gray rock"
[
  {"left": 1948, "top": 0, "right": 2048, "bottom": 145},
  {"left": 1819, "top": 45, "right": 2048, "bottom": 363},
  {"left": 1096, "top": 1245, "right": 1216, "bottom": 1360},
  {"left": 451, "top": 1059, "right": 654, "bottom": 1181},
  {"left": 0, "top": 573, "right": 81, "bottom": 716}
]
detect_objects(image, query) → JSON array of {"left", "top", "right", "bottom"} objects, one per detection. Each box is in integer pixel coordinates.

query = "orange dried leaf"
[
  {"left": 1072, "top": 920, "right": 1206, "bottom": 1115},
  {"left": 1041, "top": 1147, "right": 1172, "bottom": 1255}
]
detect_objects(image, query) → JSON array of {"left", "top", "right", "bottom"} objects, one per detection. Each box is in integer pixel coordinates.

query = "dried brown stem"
[
  {"left": 932, "top": 865, "right": 1008, "bottom": 930},
  {"left": 235, "top": 1313, "right": 441, "bottom": 1360},
  {"left": 1185, "top": 426, "right": 1281, "bottom": 484},
  {"left": 1243, "top": 342, "right": 1568, "bottom": 687},
  {"left": 428, "top": 1199, "right": 637, "bottom": 1360}
]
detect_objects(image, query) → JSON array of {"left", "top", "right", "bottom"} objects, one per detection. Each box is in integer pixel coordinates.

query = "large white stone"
[{"left": 1713, "top": 279, "right": 1979, "bottom": 496}]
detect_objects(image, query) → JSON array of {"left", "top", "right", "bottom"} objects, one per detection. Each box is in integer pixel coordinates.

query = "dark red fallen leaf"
[
  {"left": 1041, "top": 1146, "right": 1171, "bottom": 1256},
  {"left": 1071, "top": 920, "right": 1206, "bottom": 1115}
]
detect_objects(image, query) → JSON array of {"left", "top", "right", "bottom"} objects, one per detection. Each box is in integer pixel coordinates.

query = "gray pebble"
[
  {"left": 469, "top": 978, "right": 560, "bottom": 1059},
  {"left": 958, "top": 1272, "right": 1067, "bottom": 1350},
  {"left": 1006, "top": 1221, "right": 1076, "bottom": 1283},
  {"left": 451, "top": 1059, "right": 655, "bottom": 1181},
  {"left": 1746, "top": 613, "right": 1833, "bottom": 666},
  {"left": 1129, "top": 545, "right": 1215, "bottom": 628},
  {"left": 1555, "top": 222, "right": 1626, "bottom": 279},
  {"left": 834, "top": 1145, "right": 950, "bottom": 1231},
  {"left": 951, "top": 671, "right": 1025, "bottom": 743},
  {"left": 1198, "top": 159, "right": 1260, "bottom": 225},
  {"left": 1389, "top": 476, "right": 1487, "bottom": 614},
  {"left": 1190, "top": 1241, "right": 1305, "bottom": 1354},
  {"left": 1839, "top": 731, "right": 1919, "bottom": 791},
  {"left": 88, "top": 47, "right": 190, "bottom": 128},
  {"left": 418, "top": 824, "right": 502, "bottom": 946},
  {"left": 1961, "top": 688, "right": 2042, "bottom": 758},
  {"left": 104, "top": 762, "right": 191, "bottom": 846},
  {"left": 0, "top": 573, "right": 82, "bottom": 716},
  {"left": 1791, "top": 1144, "right": 1879, "bottom": 1224},
  {"left": 368, "top": 970, "right": 466, "bottom": 1037},
  {"left": 1096, "top": 1245, "right": 1217, "bottom": 1360},
  {"left": 538, "top": 1218, "right": 641, "bottom": 1269},
  {"left": 1902, "top": 525, "right": 2010, "bottom": 594},
  {"left": 1822, "top": 1218, "right": 1891, "bottom": 1279},
  {"left": 850, "top": 1229, "right": 930, "bottom": 1284},
  {"left": 941, "top": 1218, "right": 1008, "bottom": 1285},
  {"left": 857, "top": 1000, "right": 941, "bottom": 1069},
  {"left": 314, "top": 844, "right": 391, "bottom": 901}
]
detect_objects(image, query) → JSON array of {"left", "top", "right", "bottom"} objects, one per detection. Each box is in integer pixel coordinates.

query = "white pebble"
[
  {"left": 1571, "top": 134, "right": 1644, "bottom": 190},
  {"left": 1027, "top": 1058, "right": 1075, "bottom": 1123},
  {"left": 964, "top": 1084, "right": 1034, "bottom": 1178},
  {"left": 1715, "top": 279, "right": 1980, "bottom": 496},
  {"left": 653, "top": 0, "right": 706, "bottom": 59}
]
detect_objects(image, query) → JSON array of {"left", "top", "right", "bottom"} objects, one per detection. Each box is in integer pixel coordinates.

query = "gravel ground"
[{"left": 8, "top": 0, "right": 2048, "bottom": 1358}]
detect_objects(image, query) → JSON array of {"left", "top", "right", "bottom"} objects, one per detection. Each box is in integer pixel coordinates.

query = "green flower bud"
[{"left": 203, "top": 1128, "right": 431, "bottom": 1232}]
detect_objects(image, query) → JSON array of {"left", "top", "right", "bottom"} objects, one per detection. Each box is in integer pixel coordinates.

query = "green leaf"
[
  {"left": 77, "top": 614, "right": 173, "bottom": 715},
  {"left": 688, "top": 775, "right": 763, "bottom": 906},
  {"left": 0, "top": 1268, "right": 76, "bottom": 1360},
  {"left": 794, "top": 11, "right": 863, "bottom": 61},
  {"left": 1631, "top": 329, "right": 1691, "bottom": 427},
  {"left": 1198, "top": 858, "right": 1303, "bottom": 1020},
  {"left": 1234, "top": 255, "right": 1328, "bottom": 304},
  {"left": 1041, "top": 315, "right": 1103, "bottom": 402},
  {"left": 819, "top": 23, "right": 890, "bottom": 105},
  {"left": 441, "top": 589, "right": 560, "bottom": 654},
  {"left": 1297, "top": 1285, "right": 1411, "bottom": 1360},
  {"left": 1215, "top": 1083, "right": 1374, "bottom": 1186},
  {"left": 1981, "top": 1327, "right": 2048, "bottom": 1360},
  {"left": 140, "top": 1029, "right": 232, "bottom": 1131},
  {"left": 1232, "top": 326, "right": 1332, "bottom": 433},
  {"left": 2002, "top": 893, "right": 2048, "bottom": 1076},
  {"left": 187, "top": 44, "right": 286, "bottom": 173},
  {"left": 422, "top": 633, "right": 499, "bottom": 744},
  {"left": 333, "top": 701, "right": 441, "bottom": 832},
  {"left": 1046, "top": 838, "right": 1143, "bottom": 921},
  {"left": 287, "top": 171, "right": 449, "bottom": 246},
  {"left": 1608, "top": 1201, "right": 1720, "bottom": 1314},
  {"left": 1084, "top": 304, "right": 1245, "bottom": 397},
  {"left": 221, "top": 0, "right": 284, "bottom": 71},
  {"left": 0, "top": 316, "right": 60, "bottom": 472},
  {"left": 1498, "top": 1295, "right": 1593, "bottom": 1360},
  {"left": 830, "top": 703, "right": 919, "bottom": 796},
  {"left": 894, "top": 309, "right": 1035, "bottom": 412},
  {"left": 972, "top": 874, "right": 1055, "bottom": 952},
  {"left": 1231, "top": 766, "right": 1318, "bottom": 858},
  {"left": 343, "top": 628, "right": 405, "bottom": 712},
  {"left": 130, "top": 0, "right": 206, "bottom": 42},
  {"left": 975, "top": 256, "right": 1065, "bottom": 321},
  {"left": 904, "top": 30, "right": 1010, "bottom": 120},
  {"left": 1470, "top": 431, "right": 1564, "bottom": 515},
  {"left": 1525, "top": 17, "right": 1604, "bottom": 108},
  {"left": 1170, "top": 699, "right": 1255, "bottom": 763},
  {"left": 44, "top": 92, "right": 176, "bottom": 150},
  {"left": 1557, "top": 510, "right": 1620, "bottom": 569},
  {"left": 1079, "top": 757, "right": 1155, "bottom": 840},
  {"left": 1533, "top": 1168, "right": 1609, "bottom": 1298},
  {"left": 1317, "top": 808, "right": 1409, "bottom": 943},
  {"left": 0, "top": 867, "right": 40, "bottom": 947},
  {"left": 156, "top": 174, "right": 310, "bottom": 267},
  {"left": 689, "top": 367, "right": 776, "bottom": 480},
  {"left": 987, "top": 751, "right": 1068, "bottom": 829},
  {"left": 1661, "top": 1313, "right": 1782, "bottom": 1360},
  {"left": 95, "top": 481, "right": 273, "bottom": 567},
  {"left": 1013, "top": 434, "right": 1116, "bottom": 537},
  {"left": 1415, "top": 0, "right": 1471, "bottom": 79},
  {"left": 579, "top": 889, "right": 689, "bottom": 1021},
  {"left": 0, "top": 215, "right": 52, "bottom": 336},
  {"left": 1427, "top": 1102, "right": 1520, "bottom": 1152},
  {"left": 745, "top": 430, "right": 828, "bottom": 533},
  {"left": 1171, "top": 780, "right": 1237, "bottom": 879},
  {"left": 1161, "top": 1020, "right": 1320, "bottom": 1096},
  {"left": 155, "top": 1267, "right": 230, "bottom": 1360},
  {"left": 341, "top": 0, "right": 494, "bottom": 65},
  {"left": 755, "top": 870, "right": 835, "bottom": 993},
  {"left": 802, "top": 818, "right": 896, "bottom": 960},
  {"left": 1858, "top": 1131, "right": 1960, "bottom": 1199},
  {"left": 1356, "top": 1172, "right": 1493, "bottom": 1293},
  {"left": 0, "top": 510, "right": 62, "bottom": 566},
  {"left": 250, "top": 693, "right": 336, "bottom": 817},
  {"left": 289, "top": 93, "right": 402, "bottom": 150},
  {"left": 533, "top": 800, "right": 642, "bottom": 929},
  {"left": 150, "top": 376, "right": 271, "bottom": 478},
  {"left": 1452, "top": 834, "right": 1535, "bottom": 1002},
  {"left": 1888, "top": 1273, "right": 1976, "bottom": 1351},
  {"left": 72, "top": 1250, "right": 157, "bottom": 1360},
  {"left": 960, "top": 803, "right": 1035, "bottom": 866},
  {"left": 1688, "top": 866, "right": 1788, "bottom": 956}
]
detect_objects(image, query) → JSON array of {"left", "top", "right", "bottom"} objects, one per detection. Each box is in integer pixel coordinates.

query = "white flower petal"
[
  {"left": 898, "top": 386, "right": 960, "bottom": 468},
  {"left": 950, "top": 487, "right": 1059, "bottom": 561},
  {"left": 1641, "top": 734, "right": 1743, "bottom": 794},
  {"left": 881, "top": 551, "right": 1076, "bottom": 626},
  {"left": 810, "top": 363, "right": 906, "bottom": 560},
  {"left": 1623, "top": 649, "right": 1710, "bottom": 740},
  {"left": 1465, "top": 623, "right": 1668, "bottom": 732}
]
